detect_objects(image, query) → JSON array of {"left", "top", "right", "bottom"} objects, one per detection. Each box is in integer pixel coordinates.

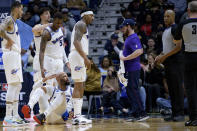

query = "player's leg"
[
  {"left": 69, "top": 52, "right": 92, "bottom": 125},
  {"left": 2, "top": 52, "right": 24, "bottom": 126},
  {"left": 34, "top": 93, "right": 66, "bottom": 124}
]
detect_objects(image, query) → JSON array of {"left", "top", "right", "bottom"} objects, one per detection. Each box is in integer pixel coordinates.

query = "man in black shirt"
[{"left": 173, "top": 1, "right": 197, "bottom": 126}]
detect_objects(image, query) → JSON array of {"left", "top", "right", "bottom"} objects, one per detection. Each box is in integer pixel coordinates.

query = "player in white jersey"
[
  {"left": 32, "top": 72, "right": 74, "bottom": 125},
  {"left": 0, "top": 1, "right": 29, "bottom": 126},
  {"left": 68, "top": 9, "right": 94, "bottom": 125},
  {"left": 21, "top": 12, "right": 66, "bottom": 119}
]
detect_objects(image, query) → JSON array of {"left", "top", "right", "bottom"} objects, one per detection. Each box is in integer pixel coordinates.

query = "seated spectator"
[
  {"left": 140, "top": 14, "right": 153, "bottom": 37},
  {"left": 101, "top": 66, "right": 128, "bottom": 114},
  {"left": 99, "top": 56, "right": 113, "bottom": 88},
  {"left": 104, "top": 34, "right": 123, "bottom": 67},
  {"left": 84, "top": 58, "right": 102, "bottom": 101},
  {"left": 145, "top": 37, "right": 160, "bottom": 55},
  {"left": 62, "top": 8, "right": 76, "bottom": 32},
  {"left": 141, "top": 53, "right": 165, "bottom": 112},
  {"left": 66, "top": 0, "right": 86, "bottom": 22},
  {"left": 49, "top": 0, "right": 61, "bottom": 17}
]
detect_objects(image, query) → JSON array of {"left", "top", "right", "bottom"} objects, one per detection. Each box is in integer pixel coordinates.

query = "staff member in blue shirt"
[{"left": 120, "top": 19, "right": 149, "bottom": 122}]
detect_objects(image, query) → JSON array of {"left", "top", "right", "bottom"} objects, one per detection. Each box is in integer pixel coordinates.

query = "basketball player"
[
  {"left": 33, "top": 72, "right": 74, "bottom": 125},
  {"left": 0, "top": 1, "right": 28, "bottom": 126},
  {"left": 155, "top": 10, "right": 184, "bottom": 122},
  {"left": 68, "top": 9, "right": 94, "bottom": 125},
  {"left": 22, "top": 12, "right": 65, "bottom": 118},
  {"left": 173, "top": 1, "right": 197, "bottom": 126}
]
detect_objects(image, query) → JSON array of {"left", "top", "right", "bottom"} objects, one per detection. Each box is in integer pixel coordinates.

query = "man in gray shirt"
[{"left": 156, "top": 10, "right": 184, "bottom": 122}]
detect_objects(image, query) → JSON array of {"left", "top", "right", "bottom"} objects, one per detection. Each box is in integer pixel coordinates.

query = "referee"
[
  {"left": 173, "top": 1, "right": 197, "bottom": 126},
  {"left": 155, "top": 10, "right": 184, "bottom": 122}
]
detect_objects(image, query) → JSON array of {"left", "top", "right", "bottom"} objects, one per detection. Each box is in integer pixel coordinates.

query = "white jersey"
[
  {"left": 44, "top": 26, "right": 64, "bottom": 59},
  {"left": 1, "top": 16, "right": 21, "bottom": 53},
  {"left": 70, "top": 23, "right": 89, "bottom": 55}
]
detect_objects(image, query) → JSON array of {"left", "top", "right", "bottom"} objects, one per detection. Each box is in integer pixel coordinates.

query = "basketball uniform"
[
  {"left": 69, "top": 24, "right": 89, "bottom": 82},
  {"left": 1, "top": 16, "right": 23, "bottom": 84}
]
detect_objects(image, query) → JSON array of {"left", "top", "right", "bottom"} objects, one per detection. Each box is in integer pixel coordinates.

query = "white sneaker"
[
  {"left": 72, "top": 115, "right": 92, "bottom": 125},
  {"left": 3, "top": 117, "right": 23, "bottom": 127},
  {"left": 12, "top": 116, "right": 29, "bottom": 125}
]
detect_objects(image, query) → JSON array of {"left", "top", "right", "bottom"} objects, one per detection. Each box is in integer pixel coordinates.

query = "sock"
[
  {"left": 5, "top": 104, "right": 13, "bottom": 119},
  {"left": 13, "top": 101, "right": 19, "bottom": 118},
  {"left": 28, "top": 88, "right": 44, "bottom": 110},
  {"left": 13, "top": 83, "right": 22, "bottom": 118},
  {"left": 72, "top": 98, "right": 83, "bottom": 117}
]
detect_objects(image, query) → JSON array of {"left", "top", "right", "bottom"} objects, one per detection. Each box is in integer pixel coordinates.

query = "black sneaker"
[
  {"left": 164, "top": 115, "right": 173, "bottom": 121},
  {"left": 185, "top": 119, "right": 197, "bottom": 126},
  {"left": 137, "top": 115, "right": 150, "bottom": 122},
  {"left": 33, "top": 113, "right": 46, "bottom": 125},
  {"left": 173, "top": 115, "right": 185, "bottom": 122}
]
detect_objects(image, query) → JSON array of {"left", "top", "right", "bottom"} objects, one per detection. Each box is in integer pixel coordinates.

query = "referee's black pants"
[
  {"left": 184, "top": 53, "right": 197, "bottom": 120},
  {"left": 164, "top": 56, "right": 184, "bottom": 117}
]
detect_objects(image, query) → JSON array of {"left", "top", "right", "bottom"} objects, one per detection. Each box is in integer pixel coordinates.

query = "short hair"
[
  {"left": 80, "top": 8, "right": 93, "bottom": 15},
  {"left": 39, "top": 7, "right": 50, "bottom": 16},
  {"left": 53, "top": 12, "right": 63, "bottom": 20},
  {"left": 11, "top": 1, "right": 22, "bottom": 11},
  {"left": 188, "top": 1, "right": 197, "bottom": 13}
]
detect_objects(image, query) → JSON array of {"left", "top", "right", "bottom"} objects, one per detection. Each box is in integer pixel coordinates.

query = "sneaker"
[
  {"left": 137, "top": 115, "right": 150, "bottom": 122},
  {"left": 126, "top": 117, "right": 137, "bottom": 122},
  {"left": 22, "top": 105, "right": 31, "bottom": 118},
  {"left": 33, "top": 113, "right": 46, "bottom": 125},
  {"left": 72, "top": 115, "right": 92, "bottom": 125},
  {"left": 13, "top": 116, "right": 30, "bottom": 125},
  {"left": 3, "top": 117, "right": 23, "bottom": 127}
]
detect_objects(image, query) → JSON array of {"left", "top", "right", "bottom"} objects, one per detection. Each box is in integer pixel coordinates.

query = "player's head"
[
  {"left": 11, "top": 1, "right": 23, "bottom": 19},
  {"left": 121, "top": 19, "right": 136, "bottom": 36},
  {"left": 81, "top": 9, "right": 94, "bottom": 25},
  {"left": 164, "top": 10, "right": 175, "bottom": 27},
  {"left": 188, "top": 1, "right": 197, "bottom": 16},
  {"left": 56, "top": 72, "right": 70, "bottom": 91},
  {"left": 39, "top": 7, "right": 51, "bottom": 23},
  {"left": 53, "top": 12, "right": 63, "bottom": 30}
]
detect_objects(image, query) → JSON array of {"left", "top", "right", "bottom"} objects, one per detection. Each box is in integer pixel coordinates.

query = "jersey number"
[
  {"left": 192, "top": 25, "right": 197, "bottom": 34},
  {"left": 60, "top": 40, "right": 63, "bottom": 46}
]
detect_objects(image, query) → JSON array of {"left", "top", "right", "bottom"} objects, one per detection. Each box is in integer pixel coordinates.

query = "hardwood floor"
[{"left": 1, "top": 117, "right": 197, "bottom": 131}]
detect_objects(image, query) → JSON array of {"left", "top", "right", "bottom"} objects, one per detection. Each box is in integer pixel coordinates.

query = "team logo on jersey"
[
  {"left": 52, "top": 35, "right": 63, "bottom": 44},
  {"left": 74, "top": 66, "right": 83, "bottom": 71},
  {"left": 11, "top": 68, "right": 19, "bottom": 75}
]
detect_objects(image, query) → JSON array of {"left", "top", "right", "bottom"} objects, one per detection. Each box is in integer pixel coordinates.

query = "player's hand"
[
  {"left": 5, "top": 38, "right": 14, "bottom": 50},
  {"left": 66, "top": 62, "right": 71, "bottom": 71},
  {"left": 120, "top": 55, "right": 126, "bottom": 61},
  {"left": 84, "top": 57, "right": 91, "bottom": 70},
  {"left": 41, "top": 68, "right": 47, "bottom": 78},
  {"left": 69, "top": 111, "right": 74, "bottom": 119}
]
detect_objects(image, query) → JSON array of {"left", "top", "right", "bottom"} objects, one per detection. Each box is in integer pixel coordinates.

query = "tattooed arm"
[
  {"left": 39, "top": 29, "right": 51, "bottom": 78},
  {"left": 0, "top": 16, "right": 14, "bottom": 49},
  {"left": 73, "top": 21, "right": 91, "bottom": 69}
]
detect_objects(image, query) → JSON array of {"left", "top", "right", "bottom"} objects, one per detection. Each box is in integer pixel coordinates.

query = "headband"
[{"left": 81, "top": 11, "right": 94, "bottom": 17}]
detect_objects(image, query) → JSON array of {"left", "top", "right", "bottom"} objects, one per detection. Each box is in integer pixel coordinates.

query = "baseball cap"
[
  {"left": 61, "top": 8, "right": 69, "bottom": 13},
  {"left": 111, "top": 34, "right": 118, "bottom": 39},
  {"left": 122, "top": 19, "right": 136, "bottom": 26}
]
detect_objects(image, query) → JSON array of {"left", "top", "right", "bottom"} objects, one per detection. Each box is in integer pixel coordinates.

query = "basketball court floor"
[{"left": 1, "top": 116, "right": 197, "bottom": 131}]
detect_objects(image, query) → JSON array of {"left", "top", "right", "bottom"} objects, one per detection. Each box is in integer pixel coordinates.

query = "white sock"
[
  {"left": 13, "top": 101, "right": 19, "bottom": 118},
  {"left": 5, "top": 104, "right": 12, "bottom": 119},
  {"left": 72, "top": 98, "right": 83, "bottom": 117},
  {"left": 28, "top": 88, "right": 44, "bottom": 110}
]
